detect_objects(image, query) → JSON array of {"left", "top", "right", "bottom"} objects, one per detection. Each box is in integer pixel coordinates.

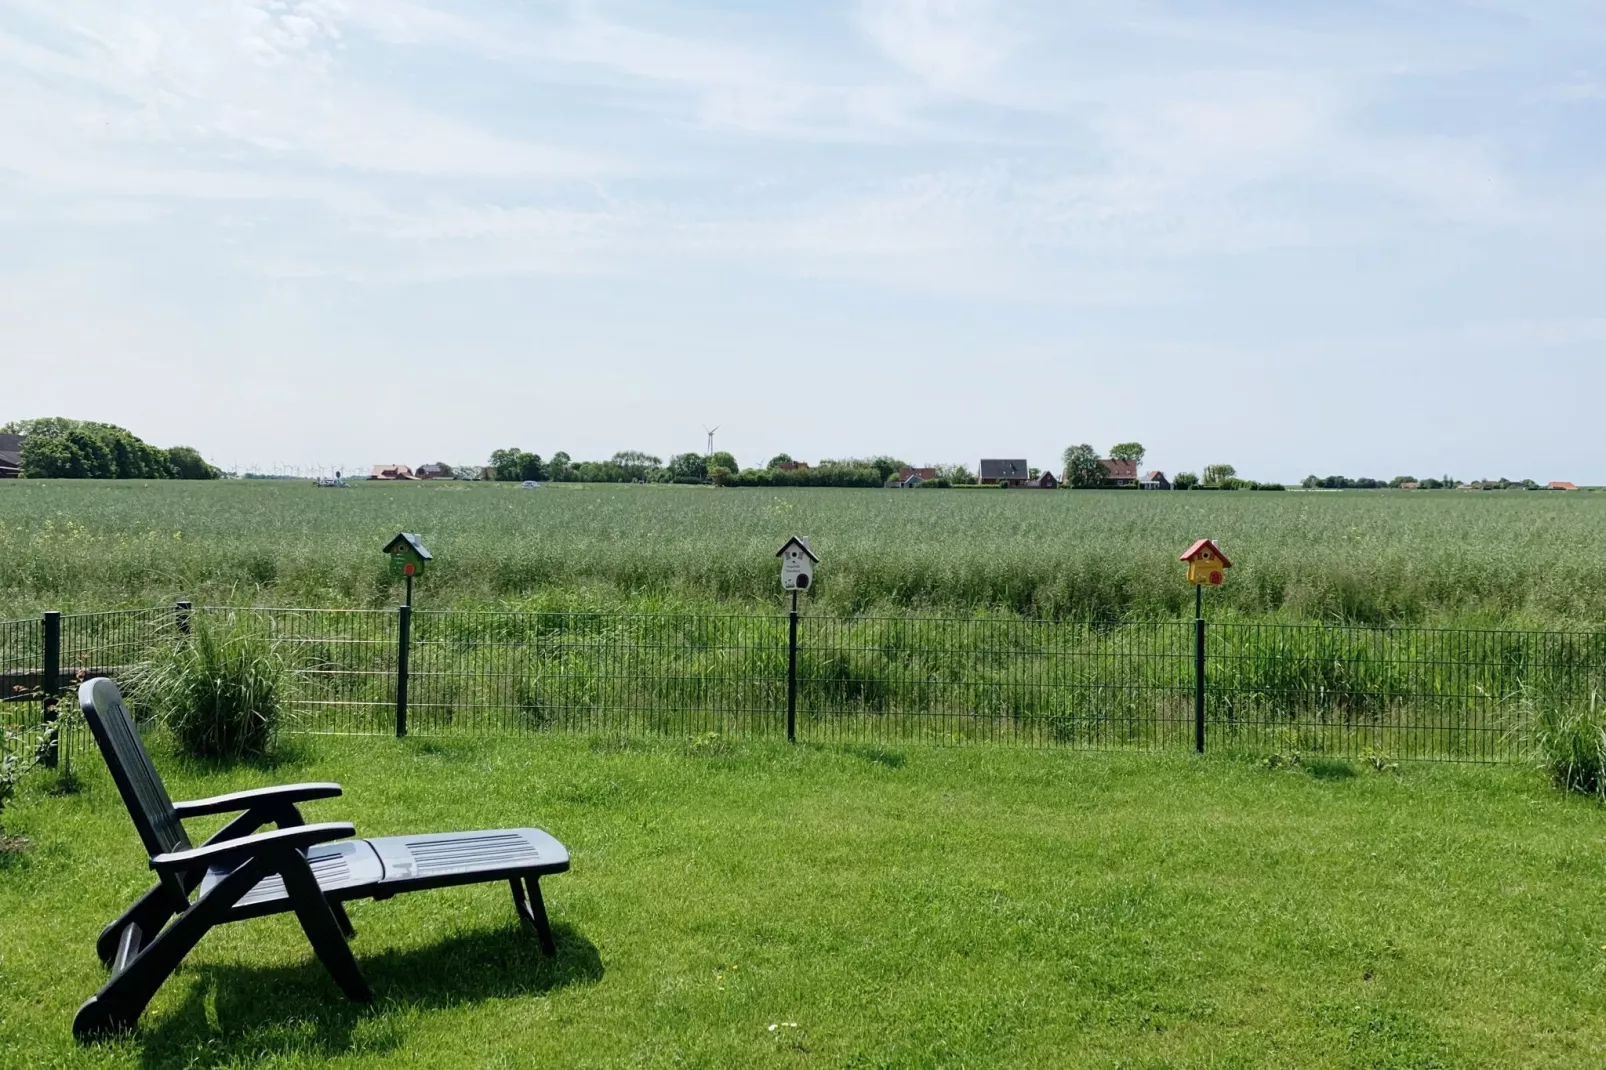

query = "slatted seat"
[
  {"left": 73, "top": 678, "right": 572, "bottom": 1041},
  {"left": 200, "top": 840, "right": 384, "bottom": 915}
]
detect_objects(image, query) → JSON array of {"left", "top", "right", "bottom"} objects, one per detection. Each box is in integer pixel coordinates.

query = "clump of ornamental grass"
[
  {"left": 132, "top": 618, "right": 289, "bottom": 760},
  {"left": 1521, "top": 690, "right": 1606, "bottom": 800}
]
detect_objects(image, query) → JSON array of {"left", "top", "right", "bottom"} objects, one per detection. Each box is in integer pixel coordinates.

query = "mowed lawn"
[{"left": 3, "top": 736, "right": 1605, "bottom": 1068}]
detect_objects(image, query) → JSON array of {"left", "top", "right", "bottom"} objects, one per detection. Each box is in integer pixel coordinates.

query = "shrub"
[
  {"left": 1524, "top": 692, "right": 1606, "bottom": 799},
  {"left": 133, "top": 619, "right": 289, "bottom": 759}
]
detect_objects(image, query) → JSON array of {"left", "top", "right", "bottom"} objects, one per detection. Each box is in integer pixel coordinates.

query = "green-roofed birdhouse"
[{"left": 383, "top": 532, "right": 432, "bottom": 578}]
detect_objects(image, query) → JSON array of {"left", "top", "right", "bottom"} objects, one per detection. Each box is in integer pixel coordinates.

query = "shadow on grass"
[{"left": 133, "top": 922, "right": 602, "bottom": 1068}]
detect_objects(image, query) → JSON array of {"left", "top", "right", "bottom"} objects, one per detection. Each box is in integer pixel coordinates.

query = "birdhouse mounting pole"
[
  {"left": 787, "top": 588, "right": 799, "bottom": 744},
  {"left": 1194, "top": 587, "right": 1206, "bottom": 755}
]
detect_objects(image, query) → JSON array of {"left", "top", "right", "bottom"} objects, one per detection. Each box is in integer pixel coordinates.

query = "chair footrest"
[{"left": 367, "top": 828, "right": 569, "bottom": 891}]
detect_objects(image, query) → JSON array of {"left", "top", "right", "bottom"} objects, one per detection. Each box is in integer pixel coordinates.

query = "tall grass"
[
  {"left": 130, "top": 616, "right": 290, "bottom": 759},
  {"left": 2, "top": 479, "right": 1604, "bottom": 627},
  {"left": 1520, "top": 689, "right": 1606, "bottom": 798}
]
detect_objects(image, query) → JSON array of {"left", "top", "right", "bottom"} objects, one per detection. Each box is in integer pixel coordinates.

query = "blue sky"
[{"left": 3, "top": 0, "right": 1603, "bottom": 481}]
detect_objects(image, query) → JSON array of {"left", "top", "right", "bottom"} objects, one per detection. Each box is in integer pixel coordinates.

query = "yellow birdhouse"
[{"left": 1181, "top": 539, "right": 1232, "bottom": 586}]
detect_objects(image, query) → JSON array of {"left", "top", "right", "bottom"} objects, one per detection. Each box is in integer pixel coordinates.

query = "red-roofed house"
[
  {"left": 371, "top": 464, "right": 417, "bottom": 481},
  {"left": 1098, "top": 458, "right": 1139, "bottom": 485},
  {"left": 1549, "top": 481, "right": 1580, "bottom": 491}
]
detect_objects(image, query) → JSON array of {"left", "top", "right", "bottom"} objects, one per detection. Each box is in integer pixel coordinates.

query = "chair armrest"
[
  {"left": 173, "top": 783, "right": 343, "bottom": 819},
  {"left": 151, "top": 822, "right": 356, "bottom": 874}
]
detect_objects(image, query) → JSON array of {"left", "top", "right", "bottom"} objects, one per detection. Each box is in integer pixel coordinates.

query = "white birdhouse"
[{"left": 776, "top": 536, "right": 819, "bottom": 591}]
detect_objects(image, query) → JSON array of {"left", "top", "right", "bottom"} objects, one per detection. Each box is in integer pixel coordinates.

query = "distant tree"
[
  {"left": 547, "top": 451, "right": 574, "bottom": 481},
  {"left": 708, "top": 465, "right": 733, "bottom": 486},
  {"left": 766, "top": 454, "right": 793, "bottom": 470},
  {"left": 1062, "top": 444, "right": 1106, "bottom": 488},
  {"left": 1174, "top": 471, "right": 1200, "bottom": 490},
  {"left": 1203, "top": 464, "right": 1237, "bottom": 486},
  {"left": 1109, "top": 442, "right": 1147, "bottom": 467},
  {"left": 520, "top": 454, "right": 546, "bottom": 482},
  {"left": 18, "top": 419, "right": 172, "bottom": 479},
  {"left": 167, "top": 446, "right": 219, "bottom": 480},
  {"left": 1389, "top": 475, "right": 1418, "bottom": 487},
  {"left": 489, "top": 448, "right": 530, "bottom": 482},
  {"left": 820, "top": 457, "right": 908, "bottom": 482},
  {"left": 611, "top": 451, "right": 662, "bottom": 481},
  {"left": 710, "top": 451, "right": 738, "bottom": 473},
  {"left": 934, "top": 463, "right": 975, "bottom": 484},
  {"left": 668, "top": 452, "right": 707, "bottom": 480}
]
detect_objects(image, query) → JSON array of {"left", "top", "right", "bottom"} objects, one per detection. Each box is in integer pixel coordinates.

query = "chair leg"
[
  {"left": 510, "top": 876, "right": 557, "bottom": 958},
  {"left": 281, "top": 854, "right": 372, "bottom": 1003},
  {"left": 330, "top": 900, "right": 356, "bottom": 939},
  {"left": 75, "top": 859, "right": 263, "bottom": 1041},
  {"left": 96, "top": 882, "right": 188, "bottom": 967}
]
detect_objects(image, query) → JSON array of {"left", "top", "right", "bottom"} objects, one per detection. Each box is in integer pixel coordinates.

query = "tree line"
[
  {"left": 486, "top": 449, "right": 926, "bottom": 488},
  {"left": 3, "top": 419, "right": 218, "bottom": 480}
]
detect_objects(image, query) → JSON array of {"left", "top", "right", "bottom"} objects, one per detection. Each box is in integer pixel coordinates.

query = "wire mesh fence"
[
  {"left": 1, "top": 615, "right": 49, "bottom": 774},
  {"left": 0, "top": 605, "right": 1601, "bottom": 762}
]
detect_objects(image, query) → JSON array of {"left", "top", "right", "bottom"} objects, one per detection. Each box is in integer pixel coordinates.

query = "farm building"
[
  {"left": 1141, "top": 471, "right": 1171, "bottom": 490},
  {"left": 1549, "top": 481, "right": 1580, "bottom": 491},
  {"left": 0, "top": 434, "right": 21, "bottom": 478},
  {"left": 1099, "top": 458, "right": 1139, "bottom": 485},
  {"left": 778, "top": 461, "right": 810, "bottom": 472},
  {"left": 896, "top": 467, "right": 938, "bottom": 483},
  {"left": 416, "top": 462, "right": 454, "bottom": 479},
  {"left": 1025, "top": 470, "right": 1058, "bottom": 489},
  {"left": 371, "top": 464, "right": 417, "bottom": 480},
  {"left": 978, "top": 459, "right": 1030, "bottom": 486}
]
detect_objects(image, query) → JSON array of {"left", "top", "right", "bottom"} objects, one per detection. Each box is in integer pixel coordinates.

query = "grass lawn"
[{"left": 3, "top": 735, "right": 1605, "bottom": 1068}]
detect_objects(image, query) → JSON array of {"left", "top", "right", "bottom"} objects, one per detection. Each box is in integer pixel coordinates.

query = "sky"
[{"left": 2, "top": 0, "right": 1604, "bottom": 482}]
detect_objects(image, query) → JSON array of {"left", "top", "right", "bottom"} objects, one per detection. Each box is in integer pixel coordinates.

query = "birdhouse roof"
[
  {"left": 383, "top": 532, "right": 433, "bottom": 560},
  {"left": 775, "top": 536, "right": 819, "bottom": 562},
  {"left": 1180, "top": 539, "right": 1231, "bottom": 567}
]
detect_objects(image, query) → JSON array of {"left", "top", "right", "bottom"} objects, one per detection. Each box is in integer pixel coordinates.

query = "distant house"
[
  {"left": 1140, "top": 470, "right": 1171, "bottom": 491},
  {"left": 1549, "top": 481, "right": 1580, "bottom": 491},
  {"left": 0, "top": 434, "right": 21, "bottom": 479},
  {"left": 371, "top": 464, "right": 417, "bottom": 481},
  {"left": 416, "top": 462, "right": 454, "bottom": 480},
  {"left": 778, "top": 461, "right": 810, "bottom": 472},
  {"left": 979, "top": 459, "right": 1030, "bottom": 486},
  {"left": 896, "top": 467, "right": 938, "bottom": 483},
  {"left": 1099, "top": 458, "right": 1139, "bottom": 486},
  {"left": 1025, "top": 470, "right": 1059, "bottom": 489},
  {"left": 1400, "top": 482, "right": 1422, "bottom": 490}
]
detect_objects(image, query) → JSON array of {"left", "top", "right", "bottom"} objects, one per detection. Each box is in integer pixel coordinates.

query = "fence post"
[
  {"left": 1194, "top": 616, "right": 1206, "bottom": 754},
  {"left": 786, "top": 590, "right": 798, "bottom": 744},
  {"left": 41, "top": 611, "right": 61, "bottom": 770},
  {"left": 175, "top": 600, "right": 192, "bottom": 636},
  {"left": 396, "top": 604, "right": 411, "bottom": 738}
]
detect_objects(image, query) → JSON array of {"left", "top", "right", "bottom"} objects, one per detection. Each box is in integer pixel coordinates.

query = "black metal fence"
[{"left": 3, "top": 604, "right": 1602, "bottom": 766}]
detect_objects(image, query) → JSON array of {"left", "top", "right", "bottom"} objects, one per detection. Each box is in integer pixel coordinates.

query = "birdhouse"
[
  {"left": 1180, "top": 539, "right": 1231, "bottom": 586},
  {"left": 776, "top": 536, "right": 819, "bottom": 591},
  {"left": 383, "top": 532, "right": 432, "bottom": 578}
]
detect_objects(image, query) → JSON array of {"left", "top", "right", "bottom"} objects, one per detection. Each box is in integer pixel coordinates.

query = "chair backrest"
[{"left": 78, "top": 678, "right": 192, "bottom": 859}]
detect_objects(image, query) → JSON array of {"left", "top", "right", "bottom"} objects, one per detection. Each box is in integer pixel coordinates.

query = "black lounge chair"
[{"left": 73, "top": 677, "right": 570, "bottom": 1040}]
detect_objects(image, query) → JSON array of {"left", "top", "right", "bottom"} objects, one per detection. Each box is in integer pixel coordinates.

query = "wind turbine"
[{"left": 703, "top": 424, "right": 719, "bottom": 461}]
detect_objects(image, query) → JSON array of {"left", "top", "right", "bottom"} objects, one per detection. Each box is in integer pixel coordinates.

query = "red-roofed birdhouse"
[{"left": 1181, "top": 539, "right": 1231, "bottom": 586}]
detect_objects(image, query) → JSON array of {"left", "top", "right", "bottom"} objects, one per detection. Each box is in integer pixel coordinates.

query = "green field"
[
  {"left": 5, "top": 735, "right": 1605, "bottom": 1068},
  {"left": 2, "top": 479, "right": 1603, "bottom": 626}
]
